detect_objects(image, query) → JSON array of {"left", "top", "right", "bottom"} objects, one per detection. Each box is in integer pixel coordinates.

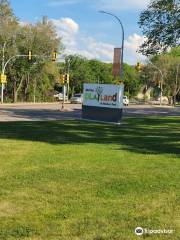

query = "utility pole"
[
  {"left": 66, "top": 59, "right": 71, "bottom": 101},
  {"left": 1, "top": 53, "right": 31, "bottom": 104},
  {"left": 149, "top": 61, "right": 164, "bottom": 106},
  {"left": 1, "top": 42, "right": 6, "bottom": 104}
]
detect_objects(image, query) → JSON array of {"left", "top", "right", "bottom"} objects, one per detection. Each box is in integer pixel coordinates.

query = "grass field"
[{"left": 0, "top": 117, "right": 179, "bottom": 240}]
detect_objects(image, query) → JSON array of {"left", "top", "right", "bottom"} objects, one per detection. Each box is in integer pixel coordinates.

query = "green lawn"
[{"left": 0, "top": 117, "right": 179, "bottom": 240}]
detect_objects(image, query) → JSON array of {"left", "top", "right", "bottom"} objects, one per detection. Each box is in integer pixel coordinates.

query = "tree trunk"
[
  {"left": 14, "top": 77, "right": 24, "bottom": 102},
  {"left": 13, "top": 79, "right": 17, "bottom": 103},
  {"left": 24, "top": 74, "right": 30, "bottom": 102},
  {"left": 33, "top": 78, "right": 37, "bottom": 103},
  {"left": 167, "top": 96, "right": 172, "bottom": 105}
]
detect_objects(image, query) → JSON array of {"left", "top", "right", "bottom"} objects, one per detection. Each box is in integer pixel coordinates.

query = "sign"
[
  {"left": 113, "top": 48, "right": 121, "bottom": 77},
  {"left": 82, "top": 84, "right": 124, "bottom": 123},
  {"left": 83, "top": 83, "right": 124, "bottom": 109},
  {"left": 0, "top": 74, "right": 7, "bottom": 84}
]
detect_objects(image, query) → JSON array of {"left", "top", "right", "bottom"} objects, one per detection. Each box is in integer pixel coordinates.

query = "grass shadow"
[{"left": 0, "top": 117, "right": 179, "bottom": 156}]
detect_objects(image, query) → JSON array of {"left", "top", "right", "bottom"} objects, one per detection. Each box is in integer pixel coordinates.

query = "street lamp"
[
  {"left": 1, "top": 42, "right": 6, "bottom": 104},
  {"left": 149, "top": 61, "right": 164, "bottom": 106},
  {"left": 99, "top": 10, "right": 124, "bottom": 80}
]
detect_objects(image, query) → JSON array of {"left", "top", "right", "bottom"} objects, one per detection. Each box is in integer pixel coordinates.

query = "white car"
[
  {"left": 54, "top": 93, "right": 68, "bottom": 101},
  {"left": 70, "top": 94, "right": 83, "bottom": 104},
  {"left": 123, "top": 96, "right": 129, "bottom": 106},
  {"left": 54, "top": 93, "right": 63, "bottom": 100}
]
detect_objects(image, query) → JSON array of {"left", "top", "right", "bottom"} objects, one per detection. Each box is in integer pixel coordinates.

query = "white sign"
[{"left": 83, "top": 83, "right": 124, "bottom": 109}]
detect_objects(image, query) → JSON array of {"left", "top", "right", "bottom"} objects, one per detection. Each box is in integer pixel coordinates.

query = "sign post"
[
  {"left": 1, "top": 74, "right": 7, "bottom": 104},
  {"left": 1, "top": 83, "right": 4, "bottom": 104},
  {"left": 82, "top": 83, "right": 124, "bottom": 123}
]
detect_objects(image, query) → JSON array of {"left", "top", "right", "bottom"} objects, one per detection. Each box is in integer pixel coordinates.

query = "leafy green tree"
[
  {"left": 88, "top": 59, "right": 113, "bottom": 84},
  {"left": 0, "top": 2, "right": 62, "bottom": 102},
  {"left": 123, "top": 63, "right": 141, "bottom": 97},
  {"left": 62, "top": 55, "right": 140, "bottom": 98},
  {"left": 0, "top": 1, "right": 63, "bottom": 102},
  {"left": 144, "top": 47, "right": 180, "bottom": 104},
  {"left": 0, "top": 0, "right": 18, "bottom": 41},
  {"left": 64, "top": 55, "right": 92, "bottom": 95},
  {"left": 16, "top": 19, "right": 61, "bottom": 102},
  {"left": 63, "top": 55, "right": 114, "bottom": 95},
  {"left": 139, "top": 0, "right": 180, "bottom": 56}
]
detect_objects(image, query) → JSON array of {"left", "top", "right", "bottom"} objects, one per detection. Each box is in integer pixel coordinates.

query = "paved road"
[
  {"left": 124, "top": 104, "right": 180, "bottom": 117},
  {"left": 0, "top": 103, "right": 82, "bottom": 121},
  {"left": 0, "top": 103, "right": 179, "bottom": 122}
]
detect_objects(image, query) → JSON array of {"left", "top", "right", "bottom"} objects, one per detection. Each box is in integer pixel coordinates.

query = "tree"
[
  {"left": 61, "top": 55, "right": 141, "bottom": 98},
  {"left": 17, "top": 19, "right": 61, "bottom": 102},
  {"left": 88, "top": 59, "right": 113, "bottom": 84},
  {"left": 64, "top": 55, "right": 92, "bottom": 95},
  {"left": 62, "top": 55, "right": 114, "bottom": 95},
  {"left": 138, "top": 0, "right": 180, "bottom": 56},
  {"left": 143, "top": 47, "right": 180, "bottom": 104},
  {"left": 123, "top": 64, "right": 141, "bottom": 97},
  {"left": 0, "top": 0, "right": 64, "bottom": 103},
  {"left": 0, "top": 2, "right": 62, "bottom": 102}
]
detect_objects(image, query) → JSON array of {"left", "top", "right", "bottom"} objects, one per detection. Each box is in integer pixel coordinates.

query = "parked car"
[
  {"left": 123, "top": 96, "right": 129, "bottom": 106},
  {"left": 53, "top": 93, "right": 68, "bottom": 101},
  {"left": 70, "top": 94, "right": 83, "bottom": 104}
]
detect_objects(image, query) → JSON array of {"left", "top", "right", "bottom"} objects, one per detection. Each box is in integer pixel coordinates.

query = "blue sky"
[{"left": 10, "top": 0, "right": 150, "bottom": 64}]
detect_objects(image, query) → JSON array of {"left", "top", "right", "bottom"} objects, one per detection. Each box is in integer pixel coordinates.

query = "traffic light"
[
  {"left": 59, "top": 74, "right": 69, "bottom": 85},
  {"left": 59, "top": 75, "right": 65, "bottom": 85},
  {"left": 28, "top": 51, "right": 32, "bottom": 60},
  {"left": 0, "top": 74, "right": 7, "bottom": 84},
  {"left": 135, "top": 62, "right": 142, "bottom": 72},
  {"left": 62, "top": 75, "right": 65, "bottom": 84},
  {"left": 64, "top": 74, "right": 69, "bottom": 84},
  {"left": 52, "top": 51, "right": 57, "bottom": 62}
]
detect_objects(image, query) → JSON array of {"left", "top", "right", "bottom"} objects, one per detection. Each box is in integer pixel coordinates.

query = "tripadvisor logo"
[
  {"left": 135, "top": 227, "right": 174, "bottom": 236},
  {"left": 85, "top": 87, "right": 117, "bottom": 103},
  {"left": 135, "top": 227, "right": 144, "bottom": 236}
]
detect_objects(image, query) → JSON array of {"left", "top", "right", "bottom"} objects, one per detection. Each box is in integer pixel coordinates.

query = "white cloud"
[
  {"left": 124, "top": 33, "right": 146, "bottom": 64},
  {"left": 51, "top": 17, "right": 114, "bottom": 62},
  {"left": 51, "top": 18, "right": 79, "bottom": 48},
  {"left": 52, "top": 17, "right": 145, "bottom": 64},
  {"left": 80, "top": 36, "right": 114, "bottom": 61},
  {"left": 52, "top": 18, "right": 79, "bottom": 34},
  {"left": 97, "top": 0, "right": 150, "bottom": 10}
]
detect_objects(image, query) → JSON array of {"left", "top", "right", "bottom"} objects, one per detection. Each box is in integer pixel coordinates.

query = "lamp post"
[
  {"left": 99, "top": 10, "right": 124, "bottom": 80},
  {"left": 149, "top": 61, "right": 164, "bottom": 106},
  {"left": 1, "top": 53, "right": 30, "bottom": 104},
  {"left": 66, "top": 58, "right": 71, "bottom": 101},
  {"left": 1, "top": 42, "right": 7, "bottom": 104},
  {"left": 174, "top": 63, "right": 180, "bottom": 106},
  {"left": 0, "top": 47, "right": 58, "bottom": 104}
]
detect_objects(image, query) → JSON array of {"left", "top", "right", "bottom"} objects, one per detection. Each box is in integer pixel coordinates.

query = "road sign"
[{"left": 1, "top": 74, "right": 7, "bottom": 84}]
